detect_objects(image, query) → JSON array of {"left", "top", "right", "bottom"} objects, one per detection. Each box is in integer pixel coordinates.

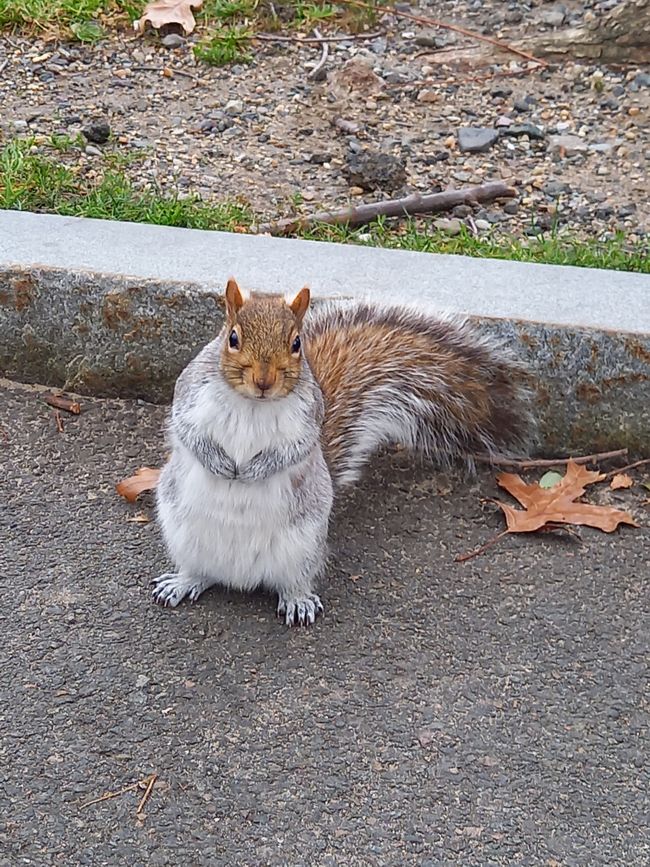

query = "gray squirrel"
[{"left": 153, "top": 279, "right": 531, "bottom": 626}]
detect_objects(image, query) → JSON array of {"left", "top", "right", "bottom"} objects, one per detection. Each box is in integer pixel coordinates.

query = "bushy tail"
[{"left": 304, "top": 301, "right": 532, "bottom": 487}]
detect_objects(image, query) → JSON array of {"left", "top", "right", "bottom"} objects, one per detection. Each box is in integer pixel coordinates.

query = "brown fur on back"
[{"left": 304, "top": 303, "right": 530, "bottom": 483}]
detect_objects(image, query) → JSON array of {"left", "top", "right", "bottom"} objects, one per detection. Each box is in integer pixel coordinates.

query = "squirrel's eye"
[
  {"left": 229, "top": 329, "right": 240, "bottom": 350},
  {"left": 291, "top": 335, "right": 301, "bottom": 354}
]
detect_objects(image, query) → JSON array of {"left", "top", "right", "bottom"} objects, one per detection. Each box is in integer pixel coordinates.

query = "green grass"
[
  {"left": 304, "top": 220, "right": 650, "bottom": 273},
  {"left": 193, "top": 24, "right": 253, "bottom": 66},
  {"left": 0, "top": 0, "right": 132, "bottom": 34},
  {"left": 0, "top": 0, "right": 379, "bottom": 47},
  {"left": 1, "top": 138, "right": 647, "bottom": 273},
  {"left": 0, "top": 139, "right": 252, "bottom": 231}
]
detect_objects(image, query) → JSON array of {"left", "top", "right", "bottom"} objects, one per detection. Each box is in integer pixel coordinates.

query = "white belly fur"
[{"left": 158, "top": 449, "right": 328, "bottom": 593}]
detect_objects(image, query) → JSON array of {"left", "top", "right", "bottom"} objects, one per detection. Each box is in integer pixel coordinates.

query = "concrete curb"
[{"left": 1, "top": 210, "right": 649, "bottom": 454}]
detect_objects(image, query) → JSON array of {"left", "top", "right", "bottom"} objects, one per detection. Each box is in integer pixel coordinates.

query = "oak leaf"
[
  {"left": 133, "top": 0, "right": 203, "bottom": 35},
  {"left": 494, "top": 460, "right": 637, "bottom": 534},
  {"left": 610, "top": 473, "right": 634, "bottom": 490},
  {"left": 116, "top": 467, "right": 161, "bottom": 503}
]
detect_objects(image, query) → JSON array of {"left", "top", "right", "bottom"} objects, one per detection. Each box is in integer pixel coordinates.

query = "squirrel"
[{"left": 152, "top": 278, "right": 531, "bottom": 626}]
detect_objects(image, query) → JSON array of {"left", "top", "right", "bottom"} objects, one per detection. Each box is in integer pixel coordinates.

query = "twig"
[
  {"left": 53, "top": 410, "right": 64, "bottom": 434},
  {"left": 476, "top": 449, "right": 628, "bottom": 469},
  {"left": 255, "top": 31, "right": 383, "bottom": 44},
  {"left": 136, "top": 774, "right": 158, "bottom": 814},
  {"left": 80, "top": 781, "right": 140, "bottom": 809},
  {"left": 257, "top": 182, "right": 515, "bottom": 236},
  {"left": 0, "top": 59, "right": 9, "bottom": 75},
  {"left": 132, "top": 65, "right": 201, "bottom": 81},
  {"left": 455, "top": 530, "right": 508, "bottom": 562},
  {"left": 44, "top": 392, "right": 81, "bottom": 414},
  {"left": 603, "top": 458, "right": 650, "bottom": 479},
  {"left": 308, "top": 28, "right": 329, "bottom": 81},
  {"left": 336, "top": 0, "right": 549, "bottom": 68}
]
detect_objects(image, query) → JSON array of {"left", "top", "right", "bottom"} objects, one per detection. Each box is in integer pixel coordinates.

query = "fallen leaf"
[
  {"left": 610, "top": 473, "right": 634, "bottom": 490},
  {"left": 116, "top": 467, "right": 161, "bottom": 502},
  {"left": 44, "top": 392, "right": 81, "bottom": 414},
  {"left": 539, "top": 470, "right": 563, "bottom": 489},
  {"left": 495, "top": 460, "right": 637, "bottom": 534},
  {"left": 133, "top": 0, "right": 203, "bottom": 35}
]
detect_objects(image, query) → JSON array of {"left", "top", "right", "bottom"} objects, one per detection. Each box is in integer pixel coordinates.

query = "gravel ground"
[
  {"left": 1, "top": 377, "right": 649, "bottom": 865},
  {"left": 1, "top": 0, "right": 648, "bottom": 239}
]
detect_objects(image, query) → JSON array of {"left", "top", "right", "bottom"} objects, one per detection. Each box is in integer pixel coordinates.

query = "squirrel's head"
[{"left": 220, "top": 278, "right": 310, "bottom": 400}]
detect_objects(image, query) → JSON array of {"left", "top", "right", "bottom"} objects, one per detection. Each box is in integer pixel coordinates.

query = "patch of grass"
[
  {"left": 292, "top": 1, "right": 336, "bottom": 24},
  {"left": 194, "top": 24, "right": 252, "bottom": 65},
  {"left": 1, "top": 139, "right": 646, "bottom": 274},
  {"left": 0, "top": 0, "right": 120, "bottom": 34},
  {"left": 0, "top": 139, "right": 252, "bottom": 231},
  {"left": 0, "top": 0, "right": 379, "bottom": 47},
  {"left": 303, "top": 219, "right": 650, "bottom": 273},
  {"left": 200, "top": 0, "right": 258, "bottom": 23}
]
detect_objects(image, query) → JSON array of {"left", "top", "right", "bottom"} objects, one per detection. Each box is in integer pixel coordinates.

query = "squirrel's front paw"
[
  {"left": 151, "top": 573, "right": 208, "bottom": 608},
  {"left": 277, "top": 592, "right": 324, "bottom": 627}
]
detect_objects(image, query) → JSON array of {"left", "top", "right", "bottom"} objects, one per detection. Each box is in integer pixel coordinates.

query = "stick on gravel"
[
  {"left": 336, "top": 0, "right": 550, "bottom": 68},
  {"left": 256, "top": 182, "right": 516, "bottom": 236}
]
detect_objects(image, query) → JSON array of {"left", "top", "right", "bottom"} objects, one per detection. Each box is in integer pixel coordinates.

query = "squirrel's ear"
[
  {"left": 225, "top": 278, "right": 244, "bottom": 319},
  {"left": 289, "top": 286, "right": 310, "bottom": 323}
]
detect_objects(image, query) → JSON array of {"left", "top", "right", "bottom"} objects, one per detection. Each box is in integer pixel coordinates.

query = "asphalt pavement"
[{"left": 1, "top": 379, "right": 648, "bottom": 866}]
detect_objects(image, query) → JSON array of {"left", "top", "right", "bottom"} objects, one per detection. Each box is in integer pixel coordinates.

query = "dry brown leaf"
[
  {"left": 495, "top": 460, "right": 637, "bottom": 534},
  {"left": 610, "top": 473, "right": 634, "bottom": 490},
  {"left": 133, "top": 0, "right": 203, "bottom": 35},
  {"left": 116, "top": 467, "right": 161, "bottom": 503}
]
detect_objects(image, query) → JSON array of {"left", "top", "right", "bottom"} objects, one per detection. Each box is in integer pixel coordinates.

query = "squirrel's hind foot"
[
  {"left": 277, "top": 592, "right": 324, "bottom": 627},
  {"left": 151, "top": 572, "right": 209, "bottom": 608}
]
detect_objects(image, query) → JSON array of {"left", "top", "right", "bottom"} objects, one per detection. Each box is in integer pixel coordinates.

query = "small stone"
[
  {"left": 474, "top": 219, "right": 490, "bottom": 231},
  {"left": 308, "top": 152, "right": 333, "bottom": 164},
  {"left": 13, "top": 119, "right": 28, "bottom": 130},
  {"left": 600, "top": 98, "right": 619, "bottom": 111},
  {"left": 630, "top": 72, "right": 650, "bottom": 90},
  {"left": 543, "top": 180, "right": 571, "bottom": 196},
  {"left": 85, "top": 145, "right": 103, "bottom": 157},
  {"left": 618, "top": 204, "right": 636, "bottom": 218},
  {"left": 417, "top": 89, "right": 438, "bottom": 104},
  {"left": 540, "top": 6, "right": 566, "bottom": 27},
  {"left": 83, "top": 119, "right": 111, "bottom": 144},
  {"left": 452, "top": 204, "right": 472, "bottom": 218},
  {"left": 225, "top": 99, "right": 244, "bottom": 115},
  {"left": 491, "top": 87, "right": 513, "bottom": 98},
  {"left": 504, "top": 10, "right": 523, "bottom": 23},
  {"left": 135, "top": 674, "right": 150, "bottom": 689},
  {"left": 343, "top": 151, "right": 407, "bottom": 192},
  {"left": 596, "top": 205, "right": 614, "bottom": 219},
  {"left": 513, "top": 95, "right": 535, "bottom": 113},
  {"left": 433, "top": 218, "right": 462, "bottom": 236},
  {"left": 499, "top": 123, "right": 545, "bottom": 140},
  {"left": 548, "top": 134, "right": 588, "bottom": 156},
  {"left": 457, "top": 127, "right": 499, "bottom": 153},
  {"left": 503, "top": 201, "right": 519, "bottom": 215},
  {"left": 161, "top": 33, "right": 186, "bottom": 49},
  {"left": 495, "top": 115, "right": 512, "bottom": 127}
]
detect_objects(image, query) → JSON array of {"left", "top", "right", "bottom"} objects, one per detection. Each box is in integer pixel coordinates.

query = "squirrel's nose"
[{"left": 254, "top": 371, "right": 276, "bottom": 392}]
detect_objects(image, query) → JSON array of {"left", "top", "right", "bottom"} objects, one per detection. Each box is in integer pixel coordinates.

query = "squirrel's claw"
[
  {"left": 277, "top": 592, "right": 324, "bottom": 627},
  {"left": 151, "top": 572, "right": 208, "bottom": 608}
]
